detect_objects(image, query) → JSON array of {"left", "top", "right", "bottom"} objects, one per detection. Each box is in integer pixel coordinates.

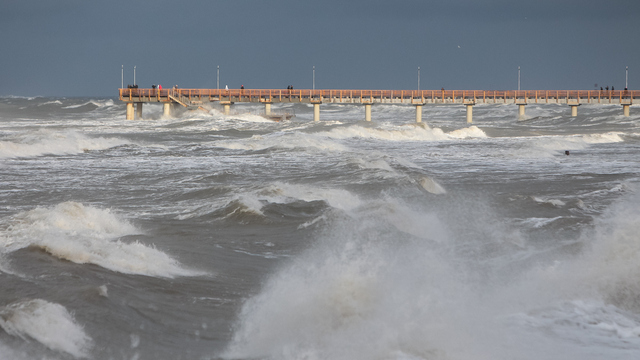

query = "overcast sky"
[{"left": 1, "top": 0, "right": 638, "bottom": 97}]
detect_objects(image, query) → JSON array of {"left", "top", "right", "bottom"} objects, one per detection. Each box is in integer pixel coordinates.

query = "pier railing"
[{"left": 119, "top": 88, "right": 638, "bottom": 104}]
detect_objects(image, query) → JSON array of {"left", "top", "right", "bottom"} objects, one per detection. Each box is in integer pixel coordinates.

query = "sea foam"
[
  {"left": 0, "top": 202, "right": 199, "bottom": 278},
  {"left": 0, "top": 299, "right": 92, "bottom": 358},
  {"left": 0, "top": 130, "right": 128, "bottom": 158},
  {"left": 215, "top": 133, "right": 347, "bottom": 152}
]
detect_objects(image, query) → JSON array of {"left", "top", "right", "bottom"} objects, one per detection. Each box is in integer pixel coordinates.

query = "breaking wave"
[
  {"left": 0, "top": 299, "right": 92, "bottom": 358},
  {"left": 0, "top": 130, "right": 129, "bottom": 158},
  {"left": 0, "top": 202, "right": 200, "bottom": 278}
]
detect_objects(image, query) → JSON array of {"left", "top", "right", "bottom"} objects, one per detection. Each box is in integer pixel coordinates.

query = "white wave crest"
[
  {"left": 60, "top": 99, "right": 114, "bottom": 109},
  {"left": 317, "top": 124, "right": 450, "bottom": 141},
  {"left": 532, "top": 196, "right": 566, "bottom": 207},
  {"left": 419, "top": 176, "right": 447, "bottom": 195},
  {"left": 38, "top": 100, "right": 63, "bottom": 106},
  {"left": 0, "top": 299, "right": 92, "bottom": 358},
  {"left": 215, "top": 133, "right": 347, "bottom": 152},
  {"left": 0, "top": 130, "right": 129, "bottom": 159},
  {"left": 446, "top": 126, "right": 487, "bottom": 139},
  {"left": 580, "top": 132, "right": 624, "bottom": 144},
  {"left": 259, "top": 182, "right": 363, "bottom": 213},
  {"left": 0, "top": 202, "right": 199, "bottom": 278},
  {"left": 532, "top": 132, "right": 624, "bottom": 155}
]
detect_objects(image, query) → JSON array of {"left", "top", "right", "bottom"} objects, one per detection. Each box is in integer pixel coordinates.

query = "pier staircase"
[{"left": 168, "top": 90, "right": 207, "bottom": 111}]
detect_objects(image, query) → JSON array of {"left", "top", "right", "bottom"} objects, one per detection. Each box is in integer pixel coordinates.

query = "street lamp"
[
  {"left": 217, "top": 65, "right": 220, "bottom": 90},
  {"left": 121, "top": 65, "right": 123, "bottom": 88},
  {"left": 418, "top": 67, "right": 420, "bottom": 91},
  {"left": 313, "top": 66, "right": 315, "bottom": 90},
  {"left": 626, "top": 66, "right": 629, "bottom": 89},
  {"left": 134, "top": 66, "right": 136, "bottom": 86},
  {"left": 518, "top": 66, "right": 520, "bottom": 91}
]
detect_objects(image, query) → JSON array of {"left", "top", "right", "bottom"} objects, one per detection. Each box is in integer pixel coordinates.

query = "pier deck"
[
  {"left": 119, "top": 88, "right": 639, "bottom": 121},
  {"left": 120, "top": 88, "right": 638, "bottom": 105}
]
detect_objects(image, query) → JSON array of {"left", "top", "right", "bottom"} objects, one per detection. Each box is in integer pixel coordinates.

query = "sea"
[{"left": 0, "top": 96, "right": 639, "bottom": 360}]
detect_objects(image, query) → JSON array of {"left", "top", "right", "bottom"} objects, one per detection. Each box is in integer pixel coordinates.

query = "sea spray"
[{"left": 0, "top": 299, "right": 92, "bottom": 358}]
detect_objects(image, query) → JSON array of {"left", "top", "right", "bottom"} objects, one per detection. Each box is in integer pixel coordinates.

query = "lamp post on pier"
[
  {"left": 518, "top": 66, "right": 520, "bottom": 91},
  {"left": 217, "top": 65, "right": 220, "bottom": 90},
  {"left": 313, "top": 66, "right": 315, "bottom": 90},
  {"left": 133, "top": 66, "right": 136, "bottom": 86},
  {"left": 121, "top": 65, "right": 123, "bottom": 89},
  {"left": 626, "top": 66, "right": 629, "bottom": 89},
  {"left": 418, "top": 67, "right": 420, "bottom": 91}
]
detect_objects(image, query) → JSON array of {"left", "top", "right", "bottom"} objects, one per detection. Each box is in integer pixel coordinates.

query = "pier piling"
[
  {"left": 415, "top": 104, "right": 423, "bottom": 123},
  {"left": 126, "top": 103, "right": 134, "bottom": 120},
  {"left": 365, "top": 104, "right": 372, "bottom": 121},
  {"left": 518, "top": 104, "right": 526, "bottom": 119},
  {"left": 570, "top": 104, "right": 579, "bottom": 117}
]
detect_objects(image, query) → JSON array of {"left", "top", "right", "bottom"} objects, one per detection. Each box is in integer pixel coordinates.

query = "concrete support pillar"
[
  {"left": 518, "top": 104, "right": 526, "bottom": 118},
  {"left": 163, "top": 103, "right": 171, "bottom": 117},
  {"left": 570, "top": 104, "right": 579, "bottom": 117},
  {"left": 623, "top": 104, "right": 630, "bottom": 117},
  {"left": 265, "top": 103, "right": 272, "bottom": 116},
  {"left": 466, "top": 104, "right": 473, "bottom": 123},
  {"left": 415, "top": 105, "right": 423, "bottom": 123},
  {"left": 313, "top": 103, "right": 320, "bottom": 122},
  {"left": 126, "top": 103, "right": 134, "bottom": 120},
  {"left": 365, "top": 104, "right": 372, "bottom": 122},
  {"left": 224, "top": 104, "right": 231, "bottom": 116},
  {"left": 136, "top": 103, "right": 143, "bottom": 119}
]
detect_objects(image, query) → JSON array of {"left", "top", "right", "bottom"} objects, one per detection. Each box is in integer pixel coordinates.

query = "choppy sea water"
[{"left": 0, "top": 96, "right": 640, "bottom": 360}]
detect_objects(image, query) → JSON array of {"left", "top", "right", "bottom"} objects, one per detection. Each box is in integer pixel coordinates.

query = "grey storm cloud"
[{"left": 0, "top": 0, "right": 638, "bottom": 97}]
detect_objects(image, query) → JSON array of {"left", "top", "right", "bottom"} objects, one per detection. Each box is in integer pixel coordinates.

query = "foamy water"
[
  {"left": 0, "top": 202, "right": 199, "bottom": 278},
  {"left": 1, "top": 97, "right": 639, "bottom": 359},
  {"left": 0, "top": 299, "right": 91, "bottom": 358},
  {"left": 0, "top": 130, "right": 129, "bottom": 158}
]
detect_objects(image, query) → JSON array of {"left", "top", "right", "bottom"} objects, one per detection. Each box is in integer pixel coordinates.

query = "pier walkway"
[{"left": 119, "top": 88, "right": 639, "bottom": 122}]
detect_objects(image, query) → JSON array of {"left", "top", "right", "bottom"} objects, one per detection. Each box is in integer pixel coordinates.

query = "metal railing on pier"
[{"left": 120, "top": 88, "right": 639, "bottom": 105}]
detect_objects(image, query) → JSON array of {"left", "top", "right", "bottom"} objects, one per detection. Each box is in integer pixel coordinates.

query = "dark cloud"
[{"left": 0, "top": 0, "right": 638, "bottom": 96}]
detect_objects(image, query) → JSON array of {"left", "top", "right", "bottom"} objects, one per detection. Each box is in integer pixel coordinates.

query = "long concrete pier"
[{"left": 119, "top": 88, "right": 638, "bottom": 122}]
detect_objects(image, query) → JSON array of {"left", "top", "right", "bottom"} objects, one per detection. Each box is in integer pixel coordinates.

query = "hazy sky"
[{"left": 1, "top": 0, "right": 638, "bottom": 97}]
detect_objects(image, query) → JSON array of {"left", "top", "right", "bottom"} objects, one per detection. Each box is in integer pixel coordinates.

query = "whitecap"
[
  {"left": 0, "top": 130, "right": 129, "bottom": 159},
  {"left": 0, "top": 299, "right": 92, "bottom": 358},
  {"left": 215, "top": 133, "right": 347, "bottom": 152},
  {"left": 446, "top": 125, "right": 487, "bottom": 139},
  {"left": 0, "top": 202, "right": 200, "bottom": 278},
  {"left": 532, "top": 196, "right": 566, "bottom": 207},
  {"left": 317, "top": 124, "right": 450, "bottom": 142},
  {"left": 418, "top": 176, "right": 447, "bottom": 195}
]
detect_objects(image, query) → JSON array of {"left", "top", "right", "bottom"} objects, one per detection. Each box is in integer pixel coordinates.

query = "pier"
[{"left": 119, "top": 88, "right": 638, "bottom": 122}]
